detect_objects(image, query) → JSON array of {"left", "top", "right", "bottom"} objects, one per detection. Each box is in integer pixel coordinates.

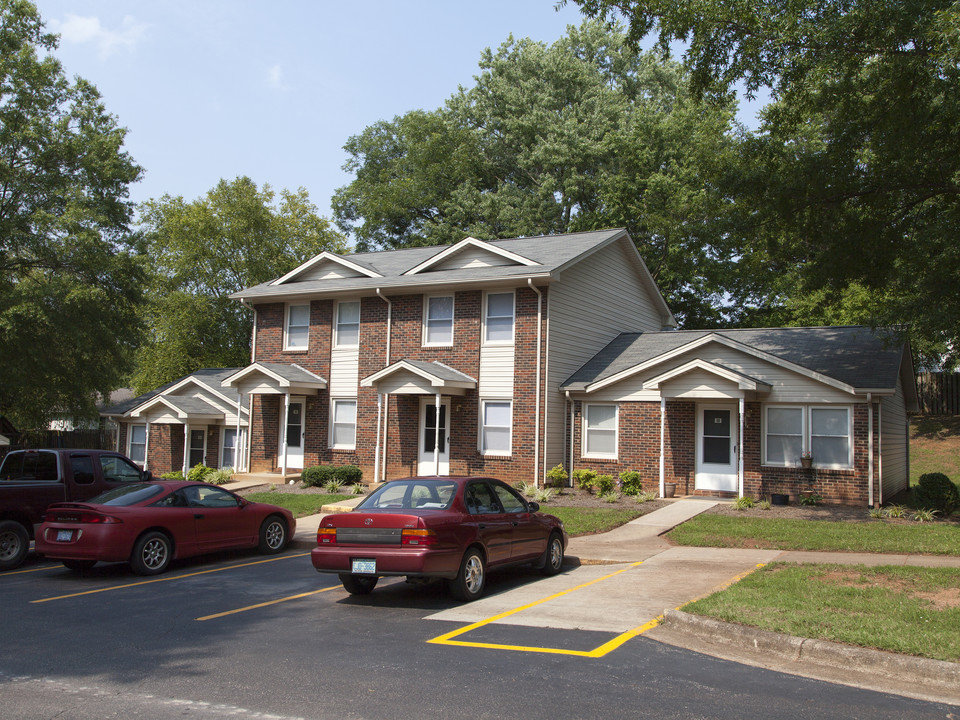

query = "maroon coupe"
[
  {"left": 36, "top": 481, "right": 295, "bottom": 575},
  {"left": 311, "top": 476, "right": 568, "bottom": 601}
]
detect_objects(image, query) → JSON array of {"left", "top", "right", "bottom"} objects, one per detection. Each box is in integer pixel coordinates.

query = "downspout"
[
  {"left": 566, "top": 391, "right": 574, "bottom": 488},
  {"left": 376, "top": 289, "right": 392, "bottom": 483},
  {"left": 867, "top": 393, "right": 874, "bottom": 507},
  {"left": 527, "top": 279, "right": 542, "bottom": 486}
]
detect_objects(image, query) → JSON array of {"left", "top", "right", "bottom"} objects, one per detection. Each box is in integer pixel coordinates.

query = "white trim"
[
  {"left": 221, "top": 362, "right": 327, "bottom": 390},
  {"left": 480, "top": 399, "right": 513, "bottom": 457},
  {"left": 422, "top": 294, "right": 455, "bottom": 347},
  {"left": 404, "top": 237, "right": 539, "bottom": 275},
  {"left": 482, "top": 290, "right": 515, "bottom": 346},
  {"left": 283, "top": 303, "right": 310, "bottom": 351},
  {"left": 186, "top": 425, "right": 207, "bottom": 469},
  {"left": 360, "top": 360, "right": 476, "bottom": 389},
  {"left": 128, "top": 424, "right": 147, "bottom": 465},
  {"left": 329, "top": 398, "right": 358, "bottom": 450},
  {"left": 221, "top": 426, "right": 242, "bottom": 469},
  {"left": 582, "top": 402, "right": 618, "bottom": 460},
  {"left": 161, "top": 375, "right": 247, "bottom": 410},
  {"left": 762, "top": 404, "right": 855, "bottom": 470},
  {"left": 642, "top": 358, "right": 772, "bottom": 392},
  {"left": 333, "top": 300, "right": 361, "bottom": 349},
  {"left": 271, "top": 251, "right": 382, "bottom": 285}
]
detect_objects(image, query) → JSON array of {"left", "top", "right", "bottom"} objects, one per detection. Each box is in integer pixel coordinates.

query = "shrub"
[
  {"left": 798, "top": 493, "right": 823, "bottom": 506},
  {"left": 187, "top": 464, "right": 213, "bottom": 483},
  {"left": 595, "top": 474, "right": 615, "bottom": 495},
  {"left": 334, "top": 464, "right": 363, "bottom": 485},
  {"left": 208, "top": 467, "right": 234, "bottom": 485},
  {"left": 601, "top": 491, "right": 621, "bottom": 503},
  {"left": 914, "top": 472, "right": 959, "bottom": 517},
  {"left": 868, "top": 507, "right": 886, "bottom": 519},
  {"left": 618, "top": 471, "right": 643, "bottom": 496},
  {"left": 546, "top": 464, "right": 568, "bottom": 488},
  {"left": 302, "top": 465, "right": 336, "bottom": 488},
  {"left": 323, "top": 478, "right": 345, "bottom": 493},
  {"left": 572, "top": 468, "right": 598, "bottom": 493},
  {"left": 884, "top": 504, "right": 908, "bottom": 518},
  {"left": 515, "top": 481, "right": 537, "bottom": 498},
  {"left": 160, "top": 470, "right": 184, "bottom": 480},
  {"left": 635, "top": 490, "right": 657, "bottom": 504},
  {"left": 533, "top": 487, "right": 554, "bottom": 504},
  {"left": 734, "top": 496, "right": 755, "bottom": 511},
  {"left": 912, "top": 508, "right": 939, "bottom": 523},
  {"left": 758, "top": 499, "right": 772, "bottom": 510}
]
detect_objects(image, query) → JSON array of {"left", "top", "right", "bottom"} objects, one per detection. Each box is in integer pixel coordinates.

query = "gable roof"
[
  {"left": 100, "top": 368, "right": 244, "bottom": 418},
  {"left": 562, "top": 327, "right": 914, "bottom": 399}
]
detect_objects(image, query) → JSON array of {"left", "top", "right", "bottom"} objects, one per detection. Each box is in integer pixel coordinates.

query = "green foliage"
[
  {"left": 913, "top": 473, "right": 960, "bottom": 517},
  {"left": 133, "top": 178, "right": 345, "bottom": 392},
  {"left": 515, "top": 481, "right": 537, "bottom": 498},
  {"left": 758, "top": 500, "right": 772, "bottom": 511},
  {"left": 207, "top": 467, "right": 234, "bottom": 485},
  {"left": 635, "top": 490, "right": 657, "bottom": 504},
  {"left": 572, "top": 468, "right": 598, "bottom": 493},
  {"left": 884, "top": 504, "right": 908, "bottom": 519},
  {"left": 733, "top": 496, "right": 755, "bottom": 511},
  {"left": 546, "top": 464, "right": 569, "bottom": 487},
  {"left": 868, "top": 507, "right": 886, "bottom": 520},
  {"left": 912, "top": 508, "right": 939, "bottom": 523},
  {"left": 323, "top": 478, "right": 345, "bottom": 494},
  {"left": 187, "top": 464, "right": 213, "bottom": 483},
  {"left": 602, "top": 491, "right": 621, "bottom": 503},
  {"left": 798, "top": 493, "right": 823, "bottom": 507},
  {"left": 334, "top": 464, "right": 363, "bottom": 485},
  {"left": 595, "top": 474, "right": 615, "bottom": 496},
  {"left": 160, "top": 471, "right": 184, "bottom": 480},
  {"left": 533, "top": 487, "right": 554, "bottom": 504},
  {"left": 302, "top": 465, "right": 336, "bottom": 488},
  {"left": 0, "top": 0, "right": 146, "bottom": 428},
  {"left": 617, "top": 471, "right": 643, "bottom": 496}
]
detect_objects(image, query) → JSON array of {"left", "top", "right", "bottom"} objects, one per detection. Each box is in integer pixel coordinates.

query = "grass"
[
  {"left": 246, "top": 492, "right": 353, "bottom": 518},
  {"left": 910, "top": 415, "right": 960, "bottom": 483},
  {"left": 683, "top": 563, "right": 960, "bottom": 662},
  {"left": 547, "top": 506, "right": 643, "bottom": 536},
  {"left": 667, "top": 514, "right": 960, "bottom": 555}
]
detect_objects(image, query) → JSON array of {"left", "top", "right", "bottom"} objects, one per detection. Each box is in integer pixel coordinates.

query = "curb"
[{"left": 660, "top": 609, "right": 960, "bottom": 704}]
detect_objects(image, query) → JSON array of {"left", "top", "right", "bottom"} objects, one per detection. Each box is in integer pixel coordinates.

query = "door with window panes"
[
  {"left": 695, "top": 405, "right": 738, "bottom": 492},
  {"left": 418, "top": 399, "right": 450, "bottom": 475},
  {"left": 188, "top": 428, "right": 206, "bottom": 469}
]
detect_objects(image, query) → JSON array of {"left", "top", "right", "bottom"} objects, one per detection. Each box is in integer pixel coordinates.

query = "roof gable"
[
  {"left": 403, "top": 237, "right": 539, "bottom": 275},
  {"left": 272, "top": 251, "right": 382, "bottom": 285}
]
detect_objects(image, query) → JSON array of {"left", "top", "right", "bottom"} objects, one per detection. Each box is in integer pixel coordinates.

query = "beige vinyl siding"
[
  {"left": 430, "top": 246, "right": 517, "bottom": 271},
  {"left": 167, "top": 389, "right": 243, "bottom": 424},
  {"left": 330, "top": 347, "right": 360, "bottom": 397},
  {"left": 545, "top": 236, "right": 667, "bottom": 470},
  {"left": 479, "top": 344, "right": 514, "bottom": 398},
  {"left": 297, "top": 261, "right": 366, "bottom": 281},
  {"left": 658, "top": 370, "right": 743, "bottom": 399},
  {"left": 880, "top": 378, "right": 909, "bottom": 500}
]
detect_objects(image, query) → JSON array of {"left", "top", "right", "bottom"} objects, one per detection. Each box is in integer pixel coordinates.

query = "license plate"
[
  {"left": 352, "top": 559, "right": 376, "bottom": 574},
  {"left": 56, "top": 529, "right": 73, "bottom": 542}
]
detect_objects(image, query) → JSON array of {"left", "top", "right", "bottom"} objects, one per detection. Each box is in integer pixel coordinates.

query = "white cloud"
[
  {"left": 267, "top": 63, "right": 286, "bottom": 90},
  {"left": 51, "top": 14, "right": 147, "bottom": 59}
]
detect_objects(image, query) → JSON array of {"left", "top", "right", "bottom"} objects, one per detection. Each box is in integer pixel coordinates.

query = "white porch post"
[
  {"left": 281, "top": 392, "right": 290, "bottom": 476},
  {"left": 245, "top": 393, "right": 254, "bottom": 473},
  {"left": 144, "top": 421, "right": 151, "bottom": 471},
  {"left": 235, "top": 394, "right": 243, "bottom": 472},
  {"left": 659, "top": 398, "right": 665, "bottom": 497},
  {"left": 374, "top": 392, "right": 383, "bottom": 483},
  {"left": 182, "top": 423, "right": 191, "bottom": 476},
  {"left": 867, "top": 393, "right": 875, "bottom": 507},
  {"left": 738, "top": 397, "right": 745, "bottom": 498},
  {"left": 434, "top": 392, "right": 441, "bottom": 476}
]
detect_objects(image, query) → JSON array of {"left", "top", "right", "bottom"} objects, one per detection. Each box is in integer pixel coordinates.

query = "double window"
[
  {"left": 481, "top": 400, "right": 512, "bottom": 456},
  {"left": 334, "top": 301, "right": 360, "bottom": 348},
  {"left": 331, "top": 399, "right": 357, "bottom": 449},
  {"left": 423, "top": 295, "right": 454, "bottom": 346},
  {"left": 764, "top": 405, "right": 853, "bottom": 469},
  {"left": 583, "top": 404, "right": 618, "bottom": 459},
  {"left": 284, "top": 304, "right": 310, "bottom": 350},
  {"left": 484, "top": 292, "right": 514, "bottom": 344}
]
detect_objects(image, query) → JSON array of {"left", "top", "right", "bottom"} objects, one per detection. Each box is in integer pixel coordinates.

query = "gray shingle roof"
[
  {"left": 100, "top": 368, "right": 243, "bottom": 417},
  {"left": 562, "top": 327, "right": 908, "bottom": 391}
]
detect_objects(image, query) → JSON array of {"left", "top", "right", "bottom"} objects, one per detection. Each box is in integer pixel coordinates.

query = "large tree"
[
  {"left": 0, "top": 0, "right": 144, "bottom": 429},
  {"left": 134, "top": 177, "right": 346, "bottom": 392},
  {"left": 333, "top": 21, "right": 740, "bottom": 327},
  {"left": 570, "top": 0, "right": 960, "bottom": 365}
]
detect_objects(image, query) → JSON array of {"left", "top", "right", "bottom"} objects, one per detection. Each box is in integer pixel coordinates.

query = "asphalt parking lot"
[{"left": 1, "top": 546, "right": 955, "bottom": 720}]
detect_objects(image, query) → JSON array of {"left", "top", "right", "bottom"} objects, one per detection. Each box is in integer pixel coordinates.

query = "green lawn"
[
  {"left": 548, "top": 506, "right": 644, "bottom": 536},
  {"left": 683, "top": 563, "right": 960, "bottom": 662},
  {"left": 667, "top": 514, "right": 960, "bottom": 555},
  {"left": 246, "top": 492, "right": 353, "bottom": 518}
]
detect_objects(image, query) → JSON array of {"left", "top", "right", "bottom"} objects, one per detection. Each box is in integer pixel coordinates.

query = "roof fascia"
[
  {"left": 271, "top": 251, "right": 382, "bottom": 286},
  {"left": 403, "top": 237, "right": 539, "bottom": 275},
  {"left": 221, "top": 363, "right": 289, "bottom": 388},
  {"left": 127, "top": 396, "right": 184, "bottom": 419},
  {"left": 361, "top": 360, "right": 475, "bottom": 388},
  {"left": 165, "top": 375, "right": 240, "bottom": 409},
  {"left": 642, "top": 358, "right": 771, "bottom": 391}
]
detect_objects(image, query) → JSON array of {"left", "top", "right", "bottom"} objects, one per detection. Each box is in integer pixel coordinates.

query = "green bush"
[
  {"left": 734, "top": 496, "right": 756, "bottom": 511},
  {"left": 618, "top": 471, "right": 643, "bottom": 496},
  {"left": 334, "top": 464, "right": 363, "bottom": 485},
  {"left": 572, "top": 468, "right": 598, "bottom": 493},
  {"left": 187, "top": 464, "right": 213, "bottom": 483},
  {"left": 208, "top": 467, "right": 234, "bottom": 485},
  {"left": 546, "top": 464, "right": 568, "bottom": 488},
  {"left": 595, "top": 474, "right": 615, "bottom": 495},
  {"left": 160, "top": 470, "right": 184, "bottom": 480},
  {"left": 302, "top": 465, "right": 336, "bottom": 488},
  {"left": 323, "top": 478, "right": 345, "bottom": 493},
  {"left": 914, "top": 473, "right": 960, "bottom": 517}
]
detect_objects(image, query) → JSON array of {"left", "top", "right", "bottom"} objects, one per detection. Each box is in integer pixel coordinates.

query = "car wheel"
[
  {"left": 62, "top": 559, "right": 97, "bottom": 573},
  {"left": 130, "top": 531, "right": 172, "bottom": 575},
  {"left": 448, "top": 548, "right": 485, "bottom": 602},
  {"left": 540, "top": 532, "right": 564, "bottom": 576},
  {"left": 339, "top": 573, "right": 378, "bottom": 595},
  {"left": 258, "top": 516, "right": 287, "bottom": 554},
  {"left": 0, "top": 520, "right": 29, "bottom": 571}
]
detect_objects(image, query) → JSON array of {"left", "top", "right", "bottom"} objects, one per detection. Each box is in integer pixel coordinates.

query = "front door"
[
  {"left": 418, "top": 398, "right": 450, "bottom": 476},
  {"left": 695, "top": 405, "right": 738, "bottom": 492},
  {"left": 280, "top": 399, "right": 305, "bottom": 470}
]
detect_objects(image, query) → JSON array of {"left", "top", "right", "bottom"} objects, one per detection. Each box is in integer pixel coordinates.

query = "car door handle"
[
  {"left": 194, "top": 514, "right": 204, "bottom": 519},
  {"left": 512, "top": 522, "right": 519, "bottom": 526},
  {"left": 478, "top": 523, "right": 486, "bottom": 529}
]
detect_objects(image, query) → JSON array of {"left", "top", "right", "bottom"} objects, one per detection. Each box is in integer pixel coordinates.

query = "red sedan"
[
  {"left": 36, "top": 481, "right": 295, "bottom": 575},
  {"left": 311, "top": 476, "right": 568, "bottom": 601}
]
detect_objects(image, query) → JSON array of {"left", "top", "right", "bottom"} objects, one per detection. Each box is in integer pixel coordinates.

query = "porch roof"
[
  {"left": 127, "top": 395, "right": 225, "bottom": 421},
  {"left": 642, "top": 358, "right": 772, "bottom": 396},
  {"left": 361, "top": 359, "right": 477, "bottom": 395},
  {"left": 221, "top": 362, "right": 327, "bottom": 394}
]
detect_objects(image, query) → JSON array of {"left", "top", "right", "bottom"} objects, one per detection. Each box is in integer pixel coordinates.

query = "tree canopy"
[
  {"left": 333, "top": 21, "right": 741, "bottom": 327},
  {"left": 0, "top": 0, "right": 144, "bottom": 429},
  {"left": 134, "top": 177, "right": 346, "bottom": 393},
  {"left": 570, "top": 0, "right": 960, "bottom": 365}
]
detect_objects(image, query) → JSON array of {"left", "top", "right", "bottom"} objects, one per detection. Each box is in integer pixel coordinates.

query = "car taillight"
[
  {"left": 401, "top": 528, "right": 438, "bottom": 546},
  {"left": 317, "top": 527, "right": 337, "bottom": 545},
  {"left": 48, "top": 512, "right": 119, "bottom": 524}
]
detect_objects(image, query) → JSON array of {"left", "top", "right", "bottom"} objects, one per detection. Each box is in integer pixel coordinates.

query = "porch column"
[
  {"left": 144, "top": 421, "right": 151, "bottom": 471},
  {"left": 235, "top": 394, "right": 243, "bottom": 472},
  {"left": 182, "top": 423, "right": 191, "bottom": 476},
  {"left": 434, "top": 392, "right": 441, "bottom": 476},
  {"left": 374, "top": 392, "right": 383, "bottom": 483},
  {"left": 867, "top": 394, "right": 875, "bottom": 507},
  {"left": 383, "top": 393, "right": 390, "bottom": 483},
  {"left": 659, "top": 398, "right": 665, "bottom": 497},
  {"left": 246, "top": 393, "right": 254, "bottom": 473},
  {"left": 738, "top": 397, "right": 745, "bottom": 498},
  {"left": 281, "top": 392, "right": 290, "bottom": 476}
]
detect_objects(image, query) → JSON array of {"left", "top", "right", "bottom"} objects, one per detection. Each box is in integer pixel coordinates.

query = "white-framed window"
[
  {"left": 484, "top": 291, "right": 514, "bottom": 344},
  {"left": 334, "top": 301, "right": 360, "bottom": 348},
  {"left": 284, "top": 303, "right": 310, "bottom": 350},
  {"left": 763, "top": 405, "right": 853, "bottom": 469},
  {"left": 583, "top": 403, "right": 618, "bottom": 459},
  {"left": 330, "top": 399, "right": 357, "bottom": 449},
  {"left": 221, "top": 428, "right": 242, "bottom": 469},
  {"left": 188, "top": 428, "right": 206, "bottom": 468},
  {"left": 423, "top": 295, "right": 454, "bottom": 346},
  {"left": 128, "top": 424, "right": 146, "bottom": 464},
  {"left": 481, "top": 400, "right": 512, "bottom": 456}
]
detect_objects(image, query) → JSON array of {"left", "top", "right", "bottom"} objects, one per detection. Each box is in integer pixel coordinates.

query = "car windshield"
[
  {"left": 88, "top": 483, "right": 165, "bottom": 506},
  {"left": 357, "top": 479, "right": 457, "bottom": 511}
]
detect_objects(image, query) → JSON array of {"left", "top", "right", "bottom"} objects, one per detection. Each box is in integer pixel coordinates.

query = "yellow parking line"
[
  {"left": 196, "top": 585, "right": 340, "bottom": 621},
  {"left": 3, "top": 564, "right": 62, "bottom": 576},
  {"left": 31, "top": 552, "right": 310, "bottom": 604}
]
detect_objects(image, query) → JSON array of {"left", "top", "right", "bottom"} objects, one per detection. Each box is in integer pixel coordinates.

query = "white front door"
[
  {"left": 696, "top": 405, "right": 738, "bottom": 492},
  {"left": 280, "top": 399, "right": 305, "bottom": 470},
  {"left": 418, "top": 398, "right": 450, "bottom": 476}
]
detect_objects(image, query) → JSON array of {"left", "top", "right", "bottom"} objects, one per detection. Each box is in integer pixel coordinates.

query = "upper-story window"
[
  {"left": 484, "top": 291, "right": 514, "bottom": 344},
  {"left": 284, "top": 304, "right": 310, "bottom": 350},
  {"left": 423, "top": 295, "right": 454, "bottom": 347},
  {"left": 334, "top": 301, "right": 360, "bottom": 348}
]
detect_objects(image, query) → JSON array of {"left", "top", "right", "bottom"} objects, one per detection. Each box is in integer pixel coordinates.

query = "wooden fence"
[{"left": 916, "top": 372, "right": 960, "bottom": 415}]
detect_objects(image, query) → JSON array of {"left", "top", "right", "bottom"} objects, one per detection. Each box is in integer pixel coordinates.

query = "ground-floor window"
[
  {"left": 481, "top": 400, "right": 512, "bottom": 455},
  {"left": 583, "top": 403, "right": 618, "bottom": 459},
  {"left": 763, "top": 405, "right": 852, "bottom": 469},
  {"left": 331, "top": 399, "right": 357, "bottom": 449},
  {"left": 189, "top": 428, "right": 206, "bottom": 468},
  {"left": 221, "top": 428, "right": 242, "bottom": 469},
  {"left": 129, "top": 425, "right": 146, "bottom": 464}
]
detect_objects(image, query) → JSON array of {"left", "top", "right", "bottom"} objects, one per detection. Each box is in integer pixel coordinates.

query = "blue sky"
[{"left": 34, "top": 1, "right": 764, "bottom": 226}]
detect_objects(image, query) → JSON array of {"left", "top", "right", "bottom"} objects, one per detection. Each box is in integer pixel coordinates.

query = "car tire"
[
  {"left": 0, "top": 520, "right": 30, "bottom": 571},
  {"left": 448, "top": 547, "right": 485, "bottom": 602},
  {"left": 339, "top": 573, "right": 378, "bottom": 595},
  {"left": 258, "top": 516, "right": 287, "bottom": 554},
  {"left": 540, "top": 532, "right": 564, "bottom": 576},
  {"left": 62, "top": 559, "right": 97, "bottom": 573},
  {"left": 130, "top": 531, "right": 172, "bottom": 576}
]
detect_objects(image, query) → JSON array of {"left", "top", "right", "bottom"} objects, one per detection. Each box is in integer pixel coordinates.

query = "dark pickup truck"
[{"left": 0, "top": 448, "right": 151, "bottom": 570}]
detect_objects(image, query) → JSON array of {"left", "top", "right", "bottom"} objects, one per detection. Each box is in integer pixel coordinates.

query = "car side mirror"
[
  {"left": 142, "top": 470, "right": 153, "bottom": 482},
  {"left": 527, "top": 501, "right": 540, "bottom": 513},
  {"left": 238, "top": 497, "right": 249, "bottom": 509}
]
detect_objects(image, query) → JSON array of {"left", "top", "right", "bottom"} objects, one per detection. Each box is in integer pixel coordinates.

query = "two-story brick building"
[{"left": 104, "top": 229, "right": 918, "bottom": 506}]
